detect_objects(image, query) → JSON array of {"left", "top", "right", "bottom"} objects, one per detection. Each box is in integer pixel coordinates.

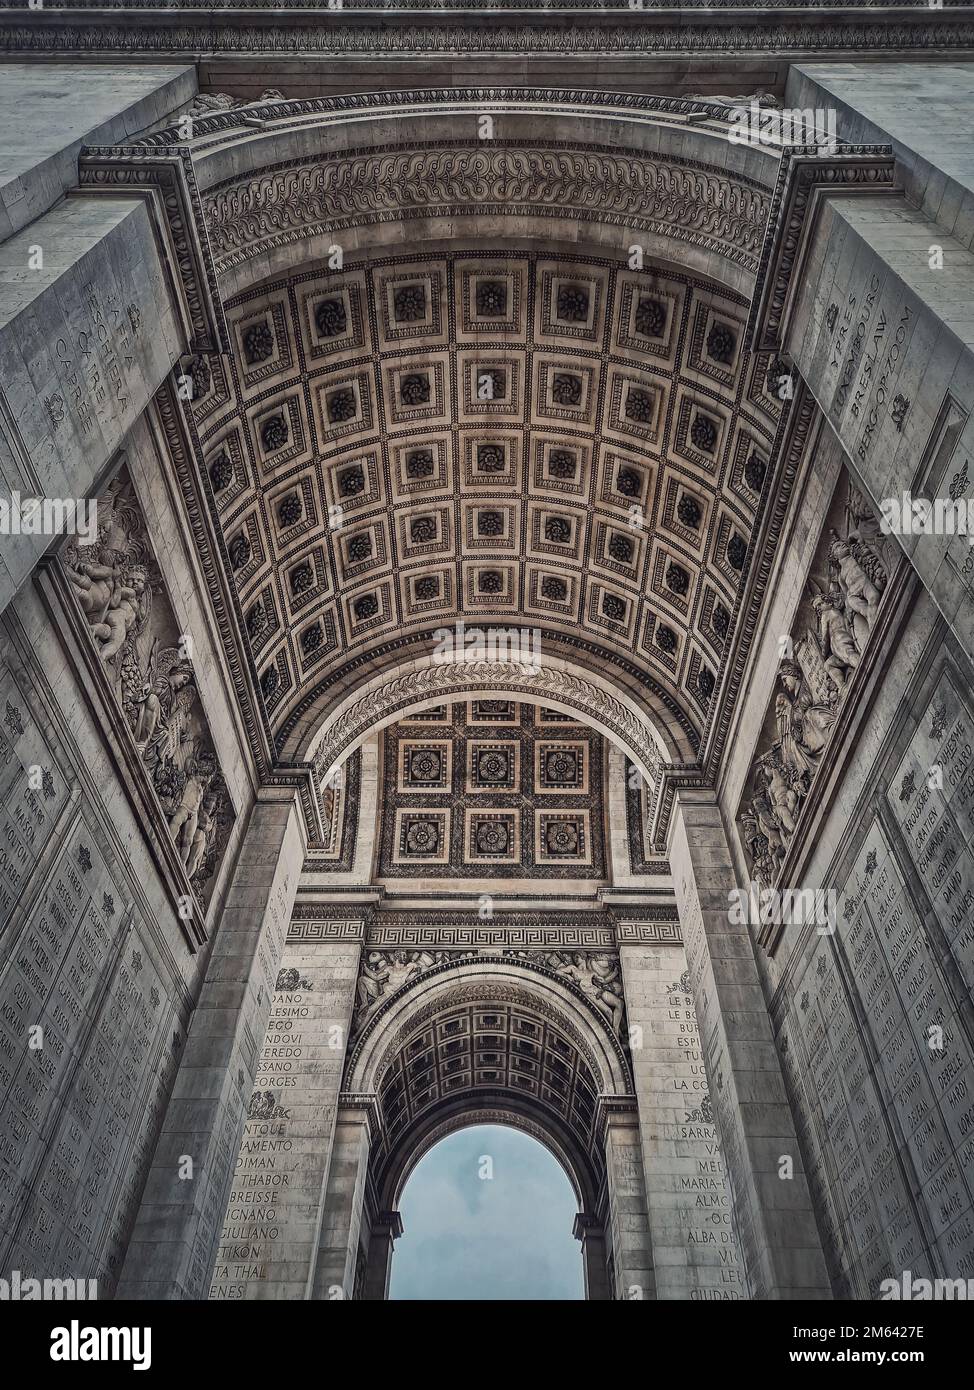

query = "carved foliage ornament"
[{"left": 204, "top": 146, "right": 769, "bottom": 274}]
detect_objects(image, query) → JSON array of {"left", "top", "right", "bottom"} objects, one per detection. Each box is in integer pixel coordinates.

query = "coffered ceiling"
[
  {"left": 377, "top": 700, "right": 607, "bottom": 882},
  {"left": 188, "top": 248, "right": 785, "bottom": 760}
]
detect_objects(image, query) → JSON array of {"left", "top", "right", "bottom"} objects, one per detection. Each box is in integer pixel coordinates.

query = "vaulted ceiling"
[{"left": 187, "top": 247, "right": 786, "bottom": 760}]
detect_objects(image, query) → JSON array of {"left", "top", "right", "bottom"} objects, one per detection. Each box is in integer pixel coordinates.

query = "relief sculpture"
[
  {"left": 352, "top": 949, "right": 473, "bottom": 1033},
  {"left": 506, "top": 949, "right": 626, "bottom": 1037},
  {"left": 62, "top": 464, "right": 234, "bottom": 903},
  {"left": 738, "top": 473, "right": 896, "bottom": 889}
]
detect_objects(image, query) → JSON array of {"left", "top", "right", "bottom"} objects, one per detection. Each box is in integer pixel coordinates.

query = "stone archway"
[{"left": 304, "top": 955, "right": 649, "bottom": 1301}]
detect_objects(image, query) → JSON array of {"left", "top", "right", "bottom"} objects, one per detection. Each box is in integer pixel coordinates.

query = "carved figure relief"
[
  {"left": 62, "top": 465, "right": 234, "bottom": 903},
  {"left": 352, "top": 949, "right": 472, "bottom": 1033},
  {"left": 506, "top": 949, "right": 626, "bottom": 1037},
  {"left": 350, "top": 946, "right": 627, "bottom": 1040},
  {"left": 737, "top": 475, "right": 894, "bottom": 888}
]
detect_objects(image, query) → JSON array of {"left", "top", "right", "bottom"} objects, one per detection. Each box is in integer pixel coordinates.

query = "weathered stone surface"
[{"left": 3, "top": 43, "right": 974, "bottom": 1306}]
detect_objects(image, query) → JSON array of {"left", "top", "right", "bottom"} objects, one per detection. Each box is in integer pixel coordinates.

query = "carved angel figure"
[
  {"left": 355, "top": 952, "right": 391, "bottom": 1027},
  {"left": 123, "top": 640, "right": 196, "bottom": 760},
  {"left": 828, "top": 532, "right": 882, "bottom": 649},
  {"left": 540, "top": 950, "right": 587, "bottom": 989},
  {"left": 65, "top": 560, "right": 149, "bottom": 663}
]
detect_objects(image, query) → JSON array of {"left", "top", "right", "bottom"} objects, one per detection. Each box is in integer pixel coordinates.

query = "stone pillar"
[
  {"left": 209, "top": 931, "right": 363, "bottom": 1299},
  {"left": 362, "top": 1211, "right": 403, "bottom": 1301},
  {"left": 310, "top": 1095, "right": 378, "bottom": 1300},
  {"left": 573, "top": 1213, "right": 610, "bottom": 1301},
  {"left": 619, "top": 940, "right": 746, "bottom": 1300},
  {"left": 668, "top": 789, "right": 831, "bottom": 1299},
  {"left": 116, "top": 790, "right": 305, "bottom": 1300},
  {"left": 598, "top": 1097, "right": 655, "bottom": 1300}
]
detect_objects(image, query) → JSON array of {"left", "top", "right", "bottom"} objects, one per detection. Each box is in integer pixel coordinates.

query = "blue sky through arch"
[{"left": 389, "top": 1123, "right": 584, "bottom": 1300}]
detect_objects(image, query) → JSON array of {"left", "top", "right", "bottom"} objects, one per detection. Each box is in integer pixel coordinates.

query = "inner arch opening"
[{"left": 389, "top": 1123, "right": 584, "bottom": 1301}]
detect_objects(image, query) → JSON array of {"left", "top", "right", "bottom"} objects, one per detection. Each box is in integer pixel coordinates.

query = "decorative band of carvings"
[
  {"left": 286, "top": 919, "right": 368, "bottom": 943},
  {"left": 4, "top": 18, "right": 972, "bottom": 58},
  {"left": 4, "top": 2, "right": 954, "bottom": 11},
  {"left": 78, "top": 148, "right": 228, "bottom": 354},
  {"left": 698, "top": 380, "right": 820, "bottom": 781},
  {"left": 288, "top": 902, "right": 372, "bottom": 943},
  {"left": 616, "top": 921, "right": 683, "bottom": 944},
  {"left": 141, "top": 88, "right": 775, "bottom": 151},
  {"left": 203, "top": 141, "right": 768, "bottom": 277},
  {"left": 345, "top": 951, "right": 632, "bottom": 1087},
  {"left": 366, "top": 924, "right": 618, "bottom": 949},
  {"left": 311, "top": 660, "right": 664, "bottom": 783},
  {"left": 280, "top": 627, "right": 697, "bottom": 764}
]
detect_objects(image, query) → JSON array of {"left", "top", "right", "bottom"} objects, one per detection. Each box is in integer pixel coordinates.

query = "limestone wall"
[
  {"left": 766, "top": 599, "right": 974, "bottom": 1296},
  {"left": 0, "top": 583, "right": 198, "bottom": 1295}
]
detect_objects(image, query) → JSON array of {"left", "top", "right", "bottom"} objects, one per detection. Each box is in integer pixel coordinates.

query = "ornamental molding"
[
  {"left": 369, "top": 925, "right": 618, "bottom": 949},
  {"left": 615, "top": 919, "right": 682, "bottom": 944},
  {"left": 310, "top": 659, "right": 665, "bottom": 786},
  {"left": 5, "top": 1, "right": 959, "bottom": 9},
  {"left": 203, "top": 140, "right": 770, "bottom": 279},
  {"left": 279, "top": 627, "right": 700, "bottom": 765},
  {"left": 4, "top": 15, "right": 973, "bottom": 58},
  {"left": 286, "top": 917, "right": 369, "bottom": 943},
  {"left": 750, "top": 146, "right": 898, "bottom": 354},
  {"left": 78, "top": 147, "right": 228, "bottom": 354},
  {"left": 136, "top": 87, "right": 784, "bottom": 151},
  {"left": 344, "top": 953, "right": 632, "bottom": 1091}
]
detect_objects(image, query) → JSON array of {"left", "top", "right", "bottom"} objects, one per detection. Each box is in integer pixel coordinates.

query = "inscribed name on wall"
[
  {"left": 777, "top": 659, "right": 974, "bottom": 1294},
  {"left": 0, "top": 650, "right": 181, "bottom": 1294}
]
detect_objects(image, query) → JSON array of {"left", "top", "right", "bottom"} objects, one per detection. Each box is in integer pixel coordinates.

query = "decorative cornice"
[
  {"left": 750, "top": 145, "right": 898, "bottom": 354},
  {"left": 366, "top": 915, "right": 617, "bottom": 949},
  {"left": 286, "top": 917, "right": 369, "bottom": 943},
  {"left": 204, "top": 139, "right": 769, "bottom": 279},
  {"left": 4, "top": 12, "right": 972, "bottom": 58},
  {"left": 6, "top": 2, "right": 963, "bottom": 10},
  {"left": 595, "top": 1093, "right": 640, "bottom": 1143},
  {"left": 78, "top": 146, "right": 228, "bottom": 355},
  {"left": 615, "top": 917, "right": 682, "bottom": 945}
]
